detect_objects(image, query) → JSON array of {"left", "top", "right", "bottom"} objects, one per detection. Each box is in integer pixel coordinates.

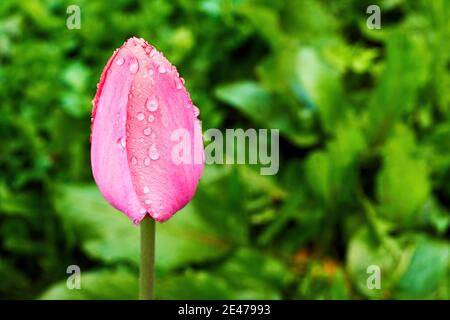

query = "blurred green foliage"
[{"left": 1, "top": 0, "right": 449, "bottom": 299}]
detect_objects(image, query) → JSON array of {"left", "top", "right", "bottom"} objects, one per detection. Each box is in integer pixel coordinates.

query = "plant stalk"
[{"left": 139, "top": 216, "right": 155, "bottom": 300}]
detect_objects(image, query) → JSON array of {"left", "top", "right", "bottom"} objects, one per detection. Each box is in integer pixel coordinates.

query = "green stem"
[{"left": 139, "top": 216, "right": 155, "bottom": 300}]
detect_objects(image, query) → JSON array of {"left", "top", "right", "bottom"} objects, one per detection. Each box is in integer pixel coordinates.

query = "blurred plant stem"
[{"left": 139, "top": 216, "right": 155, "bottom": 300}]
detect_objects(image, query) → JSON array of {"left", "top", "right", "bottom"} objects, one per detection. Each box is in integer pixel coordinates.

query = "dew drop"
[
  {"left": 158, "top": 65, "right": 167, "bottom": 74},
  {"left": 146, "top": 97, "right": 158, "bottom": 112},
  {"left": 116, "top": 57, "right": 124, "bottom": 66},
  {"left": 175, "top": 77, "right": 183, "bottom": 89},
  {"left": 139, "top": 207, "right": 147, "bottom": 214},
  {"left": 148, "top": 114, "right": 154, "bottom": 123},
  {"left": 144, "top": 157, "right": 151, "bottom": 166},
  {"left": 148, "top": 68, "right": 154, "bottom": 75},
  {"left": 193, "top": 106, "right": 200, "bottom": 117},
  {"left": 131, "top": 156, "right": 137, "bottom": 165},
  {"left": 145, "top": 199, "right": 151, "bottom": 205},
  {"left": 149, "top": 143, "right": 160, "bottom": 160},
  {"left": 136, "top": 112, "right": 145, "bottom": 121},
  {"left": 117, "top": 136, "right": 126, "bottom": 149},
  {"left": 143, "top": 127, "right": 151, "bottom": 136},
  {"left": 143, "top": 186, "right": 150, "bottom": 194},
  {"left": 129, "top": 58, "right": 139, "bottom": 74}
]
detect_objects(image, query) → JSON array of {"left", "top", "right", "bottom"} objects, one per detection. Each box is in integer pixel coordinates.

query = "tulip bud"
[{"left": 90, "top": 37, "right": 204, "bottom": 223}]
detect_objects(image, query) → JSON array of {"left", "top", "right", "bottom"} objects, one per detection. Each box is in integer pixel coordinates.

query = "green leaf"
[
  {"left": 155, "top": 204, "right": 231, "bottom": 272},
  {"left": 157, "top": 270, "right": 232, "bottom": 300},
  {"left": 39, "top": 268, "right": 138, "bottom": 300},
  {"left": 346, "top": 226, "right": 400, "bottom": 299},
  {"left": 394, "top": 237, "right": 449, "bottom": 299},
  {"left": 294, "top": 47, "right": 345, "bottom": 132},
  {"left": 157, "top": 247, "right": 292, "bottom": 300},
  {"left": 367, "top": 32, "right": 429, "bottom": 144},
  {"left": 347, "top": 224, "right": 449, "bottom": 299},
  {"left": 214, "top": 248, "right": 292, "bottom": 298},
  {"left": 214, "top": 81, "right": 308, "bottom": 146},
  {"left": 193, "top": 166, "right": 249, "bottom": 244},
  {"left": 377, "top": 125, "right": 431, "bottom": 227},
  {"left": 52, "top": 184, "right": 140, "bottom": 264},
  {"left": 53, "top": 184, "right": 231, "bottom": 272},
  {"left": 297, "top": 259, "right": 350, "bottom": 300},
  {"left": 305, "top": 114, "right": 365, "bottom": 205},
  {"left": 62, "top": 63, "right": 90, "bottom": 93}
]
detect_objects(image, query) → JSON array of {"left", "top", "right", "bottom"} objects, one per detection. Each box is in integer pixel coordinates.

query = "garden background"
[{"left": 0, "top": 0, "right": 449, "bottom": 299}]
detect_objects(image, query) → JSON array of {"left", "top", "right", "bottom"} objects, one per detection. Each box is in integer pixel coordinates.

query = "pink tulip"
[{"left": 90, "top": 37, "right": 204, "bottom": 224}]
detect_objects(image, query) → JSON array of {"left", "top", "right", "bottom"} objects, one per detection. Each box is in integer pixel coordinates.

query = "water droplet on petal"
[
  {"left": 144, "top": 157, "right": 150, "bottom": 166},
  {"left": 117, "top": 136, "right": 126, "bottom": 149},
  {"left": 148, "top": 68, "right": 154, "bottom": 75},
  {"left": 145, "top": 199, "right": 151, "bottom": 205},
  {"left": 146, "top": 97, "right": 158, "bottom": 112},
  {"left": 143, "top": 186, "right": 150, "bottom": 194},
  {"left": 116, "top": 57, "right": 124, "bottom": 66},
  {"left": 148, "top": 114, "right": 154, "bottom": 123},
  {"left": 139, "top": 207, "right": 147, "bottom": 214},
  {"left": 137, "top": 112, "right": 145, "bottom": 121},
  {"left": 129, "top": 58, "right": 139, "bottom": 74},
  {"left": 149, "top": 143, "right": 160, "bottom": 160},
  {"left": 158, "top": 65, "right": 166, "bottom": 74},
  {"left": 175, "top": 77, "right": 183, "bottom": 89},
  {"left": 143, "top": 127, "right": 151, "bottom": 136},
  {"left": 131, "top": 156, "right": 137, "bottom": 165},
  {"left": 193, "top": 106, "right": 200, "bottom": 117}
]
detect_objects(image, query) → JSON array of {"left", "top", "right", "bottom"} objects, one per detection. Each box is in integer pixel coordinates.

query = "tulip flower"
[{"left": 90, "top": 37, "right": 204, "bottom": 299}]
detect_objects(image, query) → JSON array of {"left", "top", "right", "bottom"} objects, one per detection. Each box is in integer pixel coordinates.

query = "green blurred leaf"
[
  {"left": 367, "top": 32, "right": 429, "bottom": 144},
  {"left": 157, "top": 270, "right": 233, "bottom": 300},
  {"left": 393, "top": 236, "right": 449, "bottom": 299},
  {"left": 297, "top": 258, "right": 350, "bottom": 300},
  {"left": 39, "top": 268, "right": 138, "bottom": 300},
  {"left": 305, "top": 114, "right": 365, "bottom": 205},
  {"left": 53, "top": 184, "right": 231, "bottom": 272},
  {"left": 294, "top": 47, "right": 345, "bottom": 132},
  {"left": 215, "top": 81, "right": 309, "bottom": 145},
  {"left": 214, "top": 248, "right": 292, "bottom": 299},
  {"left": 377, "top": 125, "right": 431, "bottom": 227},
  {"left": 346, "top": 226, "right": 403, "bottom": 299}
]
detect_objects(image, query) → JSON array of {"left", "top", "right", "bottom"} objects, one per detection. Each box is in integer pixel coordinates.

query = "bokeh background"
[{"left": 1, "top": 0, "right": 449, "bottom": 300}]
